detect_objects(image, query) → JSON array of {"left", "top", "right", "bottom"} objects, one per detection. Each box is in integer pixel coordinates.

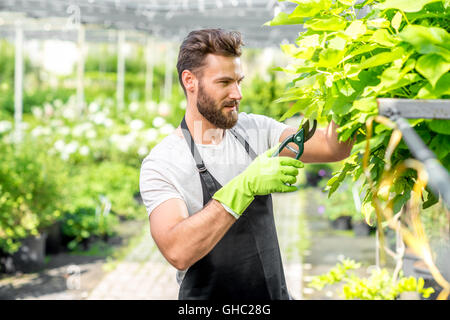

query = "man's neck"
[{"left": 184, "top": 109, "right": 225, "bottom": 145}]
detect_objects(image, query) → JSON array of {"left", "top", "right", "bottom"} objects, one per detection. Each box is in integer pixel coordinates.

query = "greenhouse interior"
[{"left": 0, "top": 0, "right": 449, "bottom": 303}]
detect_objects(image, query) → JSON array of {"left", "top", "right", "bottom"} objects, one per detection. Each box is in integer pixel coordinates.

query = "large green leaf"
[
  {"left": 264, "top": 12, "right": 305, "bottom": 26},
  {"left": 289, "top": 0, "right": 332, "bottom": 17},
  {"left": 369, "top": 29, "right": 399, "bottom": 47},
  {"left": 344, "top": 21, "right": 367, "bottom": 39},
  {"left": 374, "top": 0, "right": 442, "bottom": 12},
  {"left": 279, "top": 98, "right": 313, "bottom": 121},
  {"left": 357, "top": 47, "right": 405, "bottom": 69},
  {"left": 399, "top": 25, "right": 450, "bottom": 57},
  {"left": 429, "top": 134, "right": 450, "bottom": 159},
  {"left": 428, "top": 119, "right": 450, "bottom": 135},
  {"left": 317, "top": 48, "right": 346, "bottom": 68},
  {"left": 415, "top": 53, "right": 450, "bottom": 87},
  {"left": 305, "top": 16, "right": 348, "bottom": 31},
  {"left": 351, "top": 133, "right": 388, "bottom": 154},
  {"left": 416, "top": 73, "right": 450, "bottom": 98}
]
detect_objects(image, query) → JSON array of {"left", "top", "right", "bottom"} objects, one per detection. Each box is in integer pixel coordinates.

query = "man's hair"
[{"left": 176, "top": 29, "right": 243, "bottom": 94}]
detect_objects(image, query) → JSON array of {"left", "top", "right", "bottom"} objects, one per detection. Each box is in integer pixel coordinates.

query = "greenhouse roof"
[{"left": 0, "top": 0, "right": 303, "bottom": 47}]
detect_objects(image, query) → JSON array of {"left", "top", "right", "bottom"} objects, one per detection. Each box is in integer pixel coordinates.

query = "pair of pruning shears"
[{"left": 272, "top": 119, "right": 317, "bottom": 160}]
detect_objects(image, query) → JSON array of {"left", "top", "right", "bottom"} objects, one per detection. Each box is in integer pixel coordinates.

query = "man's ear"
[{"left": 182, "top": 70, "right": 197, "bottom": 93}]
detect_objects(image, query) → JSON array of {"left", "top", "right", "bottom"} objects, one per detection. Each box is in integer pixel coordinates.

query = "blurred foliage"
[
  {"left": 309, "top": 258, "right": 435, "bottom": 299},
  {"left": 0, "top": 136, "right": 69, "bottom": 254},
  {"left": 323, "top": 180, "right": 360, "bottom": 221},
  {"left": 240, "top": 68, "right": 292, "bottom": 120},
  {"left": 61, "top": 207, "right": 119, "bottom": 251}
]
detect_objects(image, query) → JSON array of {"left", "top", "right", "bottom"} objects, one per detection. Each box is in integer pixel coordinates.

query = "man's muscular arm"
[{"left": 149, "top": 198, "right": 235, "bottom": 270}]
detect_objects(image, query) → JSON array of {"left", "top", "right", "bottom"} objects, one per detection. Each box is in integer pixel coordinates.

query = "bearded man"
[{"left": 139, "top": 29, "right": 353, "bottom": 300}]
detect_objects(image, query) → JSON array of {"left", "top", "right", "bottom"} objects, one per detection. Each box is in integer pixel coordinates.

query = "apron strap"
[
  {"left": 180, "top": 117, "right": 221, "bottom": 200},
  {"left": 180, "top": 115, "right": 258, "bottom": 200},
  {"left": 228, "top": 127, "right": 258, "bottom": 160}
]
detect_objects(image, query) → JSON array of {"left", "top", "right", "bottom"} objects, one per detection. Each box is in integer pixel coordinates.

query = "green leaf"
[
  {"left": 429, "top": 134, "right": 450, "bottom": 159},
  {"left": 289, "top": 0, "right": 332, "bottom": 17},
  {"left": 391, "top": 11, "right": 402, "bottom": 31},
  {"left": 399, "top": 25, "right": 450, "bottom": 56},
  {"left": 368, "top": 18, "right": 391, "bottom": 29},
  {"left": 358, "top": 47, "right": 405, "bottom": 70},
  {"left": 370, "top": 29, "right": 399, "bottom": 47},
  {"left": 344, "top": 21, "right": 367, "bottom": 40},
  {"left": 318, "top": 48, "right": 346, "bottom": 68},
  {"left": 427, "top": 119, "right": 450, "bottom": 135},
  {"left": 305, "top": 16, "right": 348, "bottom": 31},
  {"left": 338, "top": 81, "right": 356, "bottom": 96},
  {"left": 416, "top": 73, "right": 450, "bottom": 98},
  {"left": 423, "top": 187, "right": 439, "bottom": 209},
  {"left": 342, "top": 43, "right": 379, "bottom": 63},
  {"left": 352, "top": 133, "right": 388, "bottom": 154},
  {"left": 337, "top": 0, "right": 356, "bottom": 5},
  {"left": 415, "top": 53, "right": 450, "bottom": 87},
  {"left": 352, "top": 97, "right": 377, "bottom": 112},
  {"left": 296, "top": 34, "right": 321, "bottom": 48},
  {"left": 264, "top": 12, "right": 305, "bottom": 26},
  {"left": 328, "top": 35, "right": 347, "bottom": 51},
  {"left": 279, "top": 98, "right": 312, "bottom": 121},
  {"left": 374, "top": 0, "right": 442, "bottom": 12}
]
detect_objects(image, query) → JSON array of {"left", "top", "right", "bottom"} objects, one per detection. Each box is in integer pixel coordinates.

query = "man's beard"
[{"left": 196, "top": 82, "right": 239, "bottom": 129}]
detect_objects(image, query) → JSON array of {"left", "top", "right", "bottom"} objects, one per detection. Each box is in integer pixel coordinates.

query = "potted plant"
[
  {"left": 0, "top": 136, "right": 68, "bottom": 272},
  {"left": 324, "top": 181, "right": 355, "bottom": 230}
]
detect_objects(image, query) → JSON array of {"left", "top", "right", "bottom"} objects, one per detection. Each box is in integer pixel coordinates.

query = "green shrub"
[
  {"left": 0, "top": 136, "right": 68, "bottom": 254},
  {"left": 67, "top": 162, "right": 144, "bottom": 220},
  {"left": 61, "top": 206, "right": 119, "bottom": 250},
  {"left": 309, "top": 258, "right": 435, "bottom": 299}
]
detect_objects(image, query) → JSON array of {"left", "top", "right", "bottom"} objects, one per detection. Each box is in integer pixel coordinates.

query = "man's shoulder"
[
  {"left": 237, "top": 111, "right": 275, "bottom": 124},
  {"left": 236, "top": 112, "right": 281, "bottom": 131},
  {"left": 142, "top": 133, "right": 186, "bottom": 166}
]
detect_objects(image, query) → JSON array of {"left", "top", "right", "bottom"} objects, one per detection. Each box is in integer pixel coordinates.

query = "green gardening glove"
[{"left": 212, "top": 143, "right": 304, "bottom": 217}]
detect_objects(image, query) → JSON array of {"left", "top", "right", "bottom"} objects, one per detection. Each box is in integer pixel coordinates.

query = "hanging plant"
[{"left": 267, "top": 0, "right": 449, "bottom": 219}]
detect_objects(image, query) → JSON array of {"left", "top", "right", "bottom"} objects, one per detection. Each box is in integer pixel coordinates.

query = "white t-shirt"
[{"left": 139, "top": 112, "right": 289, "bottom": 284}]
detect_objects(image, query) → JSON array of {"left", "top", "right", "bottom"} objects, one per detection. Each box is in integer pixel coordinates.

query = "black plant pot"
[
  {"left": 11, "top": 233, "right": 47, "bottom": 273},
  {"left": 305, "top": 171, "right": 321, "bottom": 187},
  {"left": 353, "top": 221, "right": 371, "bottom": 237},
  {"left": 330, "top": 216, "right": 352, "bottom": 230},
  {"left": 45, "top": 221, "right": 64, "bottom": 254}
]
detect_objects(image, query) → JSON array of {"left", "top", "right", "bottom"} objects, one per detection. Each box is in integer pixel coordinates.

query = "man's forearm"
[
  {"left": 165, "top": 199, "right": 236, "bottom": 270},
  {"left": 325, "top": 120, "right": 354, "bottom": 161}
]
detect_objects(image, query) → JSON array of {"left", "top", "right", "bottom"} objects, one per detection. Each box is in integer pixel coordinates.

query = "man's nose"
[{"left": 229, "top": 82, "right": 242, "bottom": 101}]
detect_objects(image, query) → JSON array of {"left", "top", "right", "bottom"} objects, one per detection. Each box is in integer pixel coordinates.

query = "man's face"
[{"left": 195, "top": 54, "right": 244, "bottom": 129}]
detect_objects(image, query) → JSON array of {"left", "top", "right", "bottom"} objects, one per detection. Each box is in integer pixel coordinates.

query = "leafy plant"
[
  {"left": 67, "top": 162, "right": 145, "bottom": 220},
  {"left": 61, "top": 207, "right": 119, "bottom": 250},
  {"left": 309, "top": 258, "right": 435, "bottom": 299},
  {"left": 324, "top": 180, "right": 360, "bottom": 221},
  {"left": 0, "top": 136, "right": 68, "bottom": 254},
  {"left": 268, "top": 0, "right": 450, "bottom": 220}
]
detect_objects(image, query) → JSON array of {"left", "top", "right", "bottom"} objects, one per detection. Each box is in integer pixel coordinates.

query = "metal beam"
[
  {"left": 378, "top": 98, "right": 450, "bottom": 120},
  {"left": 377, "top": 98, "right": 450, "bottom": 208}
]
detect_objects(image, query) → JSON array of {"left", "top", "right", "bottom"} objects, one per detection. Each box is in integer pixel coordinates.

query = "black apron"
[{"left": 178, "top": 116, "right": 289, "bottom": 301}]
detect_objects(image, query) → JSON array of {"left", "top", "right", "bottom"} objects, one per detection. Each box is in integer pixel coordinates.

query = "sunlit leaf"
[
  {"left": 391, "top": 11, "right": 403, "bottom": 31},
  {"left": 415, "top": 53, "right": 450, "bottom": 87},
  {"left": 264, "top": 11, "right": 304, "bottom": 26},
  {"left": 305, "top": 16, "right": 348, "bottom": 31},
  {"left": 374, "top": 0, "right": 442, "bottom": 12}
]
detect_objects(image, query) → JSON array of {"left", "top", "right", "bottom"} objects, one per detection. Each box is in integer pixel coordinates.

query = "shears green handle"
[{"left": 272, "top": 119, "right": 317, "bottom": 160}]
